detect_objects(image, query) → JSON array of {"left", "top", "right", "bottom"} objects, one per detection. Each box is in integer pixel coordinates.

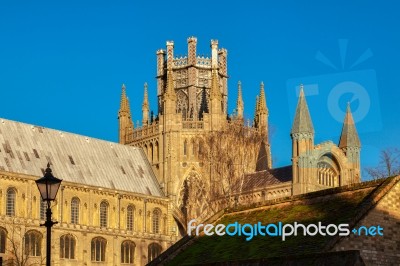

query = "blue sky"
[{"left": 0, "top": 1, "right": 399, "bottom": 180}]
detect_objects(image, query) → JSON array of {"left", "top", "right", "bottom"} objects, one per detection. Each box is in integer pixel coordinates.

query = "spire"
[
  {"left": 339, "top": 103, "right": 361, "bottom": 148},
  {"left": 142, "top": 82, "right": 149, "bottom": 125},
  {"left": 258, "top": 82, "right": 267, "bottom": 113},
  {"left": 253, "top": 95, "right": 259, "bottom": 123},
  {"left": 255, "top": 95, "right": 259, "bottom": 113},
  {"left": 127, "top": 96, "right": 134, "bottom": 129},
  {"left": 236, "top": 81, "right": 244, "bottom": 118},
  {"left": 143, "top": 82, "right": 149, "bottom": 107},
  {"left": 291, "top": 85, "right": 314, "bottom": 135},
  {"left": 210, "top": 69, "right": 221, "bottom": 100},
  {"left": 118, "top": 84, "right": 133, "bottom": 144},
  {"left": 119, "top": 84, "right": 129, "bottom": 113},
  {"left": 164, "top": 69, "right": 176, "bottom": 101}
]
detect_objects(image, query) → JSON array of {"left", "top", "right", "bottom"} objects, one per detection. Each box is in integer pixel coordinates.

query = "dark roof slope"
[
  {"left": 167, "top": 176, "right": 399, "bottom": 265},
  {"left": 234, "top": 166, "right": 292, "bottom": 193}
]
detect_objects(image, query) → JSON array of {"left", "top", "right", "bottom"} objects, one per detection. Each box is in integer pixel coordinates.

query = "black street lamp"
[{"left": 35, "top": 163, "right": 62, "bottom": 266}]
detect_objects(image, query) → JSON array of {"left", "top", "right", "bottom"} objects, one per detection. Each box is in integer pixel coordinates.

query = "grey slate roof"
[
  {"left": 0, "top": 118, "right": 164, "bottom": 197},
  {"left": 339, "top": 104, "right": 361, "bottom": 148},
  {"left": 233, "top": 166, "right": 292, "bottom": 193},
  {"left": 291, "top": 87, "right": 314, "bottom": 134}
]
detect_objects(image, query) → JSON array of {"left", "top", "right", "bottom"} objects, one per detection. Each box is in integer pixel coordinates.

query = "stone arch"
[
  {"left": 60, "top": 233, "right": 77, "bottom": 259},
  {"left": 0, "top": 227, "right": 7, "bottom": 253},
  {"left": 6, "top": 187, "right": 17, "bottom": 216},
  {"left": 317, "top": 152, "right": 341, "bottom": 187},
  {"left": 152, "top": 208, "right": 161, "bottom": 234},
  {"left": 175, "top": 171, "right": 209, "bottom": 235}
]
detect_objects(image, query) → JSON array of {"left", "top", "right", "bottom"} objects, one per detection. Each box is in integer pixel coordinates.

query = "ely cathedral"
[
  {"left": 118, "top": 37, "right": 361, "bottom": 234},
  {"left": 0, "top": 37, "right": 361, "bottom": 266}
]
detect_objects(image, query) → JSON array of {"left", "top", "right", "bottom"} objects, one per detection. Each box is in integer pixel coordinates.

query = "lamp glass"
[{"left": 35, "top": 172, "right": 62, "bottom": 201}]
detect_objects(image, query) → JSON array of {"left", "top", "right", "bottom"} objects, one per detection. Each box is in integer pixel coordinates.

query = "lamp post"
[{"left": 35, "top": 163, "right": 62, "bottom": 266}]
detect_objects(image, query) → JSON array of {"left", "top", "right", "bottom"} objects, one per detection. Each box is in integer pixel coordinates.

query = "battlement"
[
  {"left": 173, "top": 56, "right": 188, "bottom": 67},
  {"left": 157, "top": 37, "right": 226, "bottom": 69},
  {"left": 126, "top": 122, "right": 160, "bottom": 143},
  {"left": 187, "top": 36, "right": 197, "bottom": 42},
  {"left": 196, "top": 56, "right": 211, "bottom": 67},
  {"left": 218, "top": 48, "right": 227, "bottom": 54}
]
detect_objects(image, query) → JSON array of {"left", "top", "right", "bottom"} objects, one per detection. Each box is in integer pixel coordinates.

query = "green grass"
[{"left": 167, "top": 188, "right": 374, "bottom": 265}]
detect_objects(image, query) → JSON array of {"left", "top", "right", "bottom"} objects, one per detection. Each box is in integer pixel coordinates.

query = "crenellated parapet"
[
  {"left": 173, "top": 56, "right": 188, "bottom": 68},
  {"left": 126, "top": 122, "right": 160, "bottom": 143},
  {"left": 196, "top": 56, "right": 212, "bottom": 68}
]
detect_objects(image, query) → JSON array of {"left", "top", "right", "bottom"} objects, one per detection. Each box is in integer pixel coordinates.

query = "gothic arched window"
[
  {"left": 197, "top": 88, "right": 210, "bottom": 117},
  {"left": 60, "top": 234, "right": 76, "bottom": 259},
  {"left": 71, "top": 197, "right": 80, "bottom": 224},
  {"left": 0, "top": 227, "right": 6, "bottom": 253},
  {"left": 152, "top": 209, "right": 161, "bottom": 234},
  {"left": 126, "top": 205, "right": 134, "bottom": 231},
  {"left": 177, "top": 90, "right": 188, "bottom": 120},
  {"left": 91, "top": 237, "right": 106, "bottom": 262},
  {"left": 24, "top": 230, "right": 42, "bottom": 256},
  {"left": 6, "top": 188, "right": 16, "bottom": 216},
  {"left": 99, "top": 201, "right": 108, "bottom": 228},
  {"left": 121, "top": 240, "right": 135, "bottom": 264},
  {"left": 317, "top": 153, "right": 340, "bottom": 187},
  {"left": 148, "top": 243, "right": 162, "bottom": 263}
]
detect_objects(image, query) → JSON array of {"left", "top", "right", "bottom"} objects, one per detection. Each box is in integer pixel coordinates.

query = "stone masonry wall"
[{"left": 332, "top": 180, "right": 400, "bottom": 265}]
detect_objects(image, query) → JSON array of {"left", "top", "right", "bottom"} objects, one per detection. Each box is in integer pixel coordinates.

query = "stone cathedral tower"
[
  {"left": 117, "top": 37, "right": 271, "bottom": 232},
  {"left": 116, "top": 38, "right": 361, "bottom": 234},
  {"left": 291, "top": 86, "right": 361, "bottom": 195}
]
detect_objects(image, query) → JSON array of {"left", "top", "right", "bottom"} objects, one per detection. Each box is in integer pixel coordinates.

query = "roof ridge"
[
  {"left": 225, "top": 177, "right": 390, "bottom": 215},
  {"left": 0, "top": 117, "right": 126, "bottom": 148}
]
